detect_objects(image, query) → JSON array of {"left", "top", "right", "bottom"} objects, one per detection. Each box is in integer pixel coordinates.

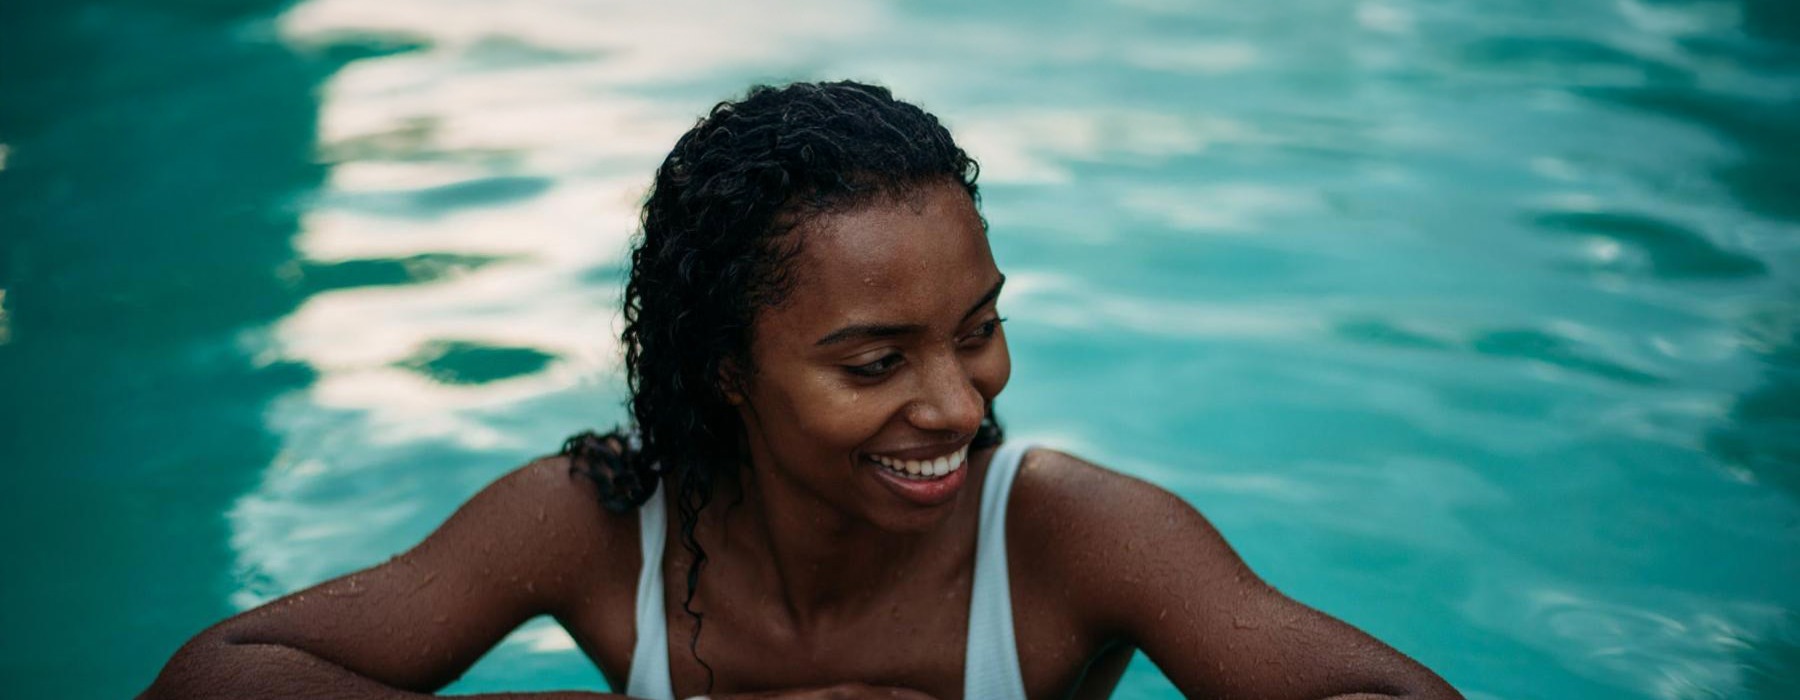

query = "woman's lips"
[
  {"left": 869, "top": 444, "right": 968, "bottom": 479},
  {"left": 864, "top": 444, "right": 970, "bottom": 506}
]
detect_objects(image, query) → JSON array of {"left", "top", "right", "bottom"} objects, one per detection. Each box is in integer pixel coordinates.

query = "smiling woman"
[{"left": 141, "top": 81, "right": 1462, "bottom": 700}]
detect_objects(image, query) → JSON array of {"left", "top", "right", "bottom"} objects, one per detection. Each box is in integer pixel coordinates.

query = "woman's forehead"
[{"left": 773, "top": 185, "right": 996, "bottom": 333}]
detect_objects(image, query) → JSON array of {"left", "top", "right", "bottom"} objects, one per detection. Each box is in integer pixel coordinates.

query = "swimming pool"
[{"left": 2, "top": 0, "right": 1796, "bottom": 698}]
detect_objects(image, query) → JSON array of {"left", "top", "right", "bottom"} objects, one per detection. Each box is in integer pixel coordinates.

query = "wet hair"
[{"left": 561, "top": 80, "right": 1002, "bottom": 690}]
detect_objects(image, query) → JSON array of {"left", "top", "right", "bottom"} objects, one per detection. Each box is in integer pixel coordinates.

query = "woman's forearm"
[{"left": 141, "top": 639, "right": 623, "bottom": 700}]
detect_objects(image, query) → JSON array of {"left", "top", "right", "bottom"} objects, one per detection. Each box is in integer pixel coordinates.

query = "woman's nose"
[{"left": 906, "top": 355, "right": 985, "bottom": 438}]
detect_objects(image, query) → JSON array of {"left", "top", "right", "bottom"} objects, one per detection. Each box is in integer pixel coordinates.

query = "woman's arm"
[
  {"left": 1021, "top": 451, "right": 1463, "bottom": 700},
  {"left": 141, "top": 457, "right": 632, "bottom": 699}
]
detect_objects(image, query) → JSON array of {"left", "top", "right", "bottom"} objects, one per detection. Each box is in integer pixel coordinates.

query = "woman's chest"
[
  {"left": 661, "top": 573, "right": 978, "bottom": 699},
  {"left": 560, "top": 563, "right": 1110, "bottom": 699}
]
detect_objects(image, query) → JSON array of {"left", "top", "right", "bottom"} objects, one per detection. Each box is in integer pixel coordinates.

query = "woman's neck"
[{"left": 698, "top": 454, "right": 977, "bottom": 631}]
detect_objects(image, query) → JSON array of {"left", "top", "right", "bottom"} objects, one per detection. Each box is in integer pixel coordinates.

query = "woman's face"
[{"left": 732, "top": 179, "right": 1010, "bottom": 531}]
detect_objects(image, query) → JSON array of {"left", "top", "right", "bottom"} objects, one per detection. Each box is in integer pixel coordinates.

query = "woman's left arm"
[{"left": 1019, "top": 452, "right": 1463, "bottom": 700}]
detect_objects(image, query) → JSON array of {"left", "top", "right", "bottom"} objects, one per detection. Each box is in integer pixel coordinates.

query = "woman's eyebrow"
[
  {"left": 814, "top": 275, "right": 1006, "bottom": 347},
  {"left": 961, "top": 274, "right": 1006, "bottom": 322}
]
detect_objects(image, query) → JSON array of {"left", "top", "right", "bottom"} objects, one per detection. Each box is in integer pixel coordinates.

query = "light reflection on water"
[{"left": 219, "top": 0, "right": 1800, "bottom": 697}]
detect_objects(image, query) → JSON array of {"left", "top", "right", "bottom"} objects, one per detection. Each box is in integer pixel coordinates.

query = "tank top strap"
[
  {"left": 963, "top": 440, "right": 1033, "bottom": 700},
  {"left": 625, "top": 486, "right": 676, "bottom": 700}
]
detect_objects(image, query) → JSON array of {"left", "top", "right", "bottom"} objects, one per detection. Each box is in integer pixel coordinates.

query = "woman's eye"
[
  {"left": 964, "top": 316, "right": 1006, "bottom": 343},
  {"left": 845, "top": 353, "right": 903, "bottom": 378}
]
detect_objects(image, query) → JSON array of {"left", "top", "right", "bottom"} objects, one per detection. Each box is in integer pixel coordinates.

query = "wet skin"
[{"left": 143, "top": 181, "right": 1462, "bottom": 700}]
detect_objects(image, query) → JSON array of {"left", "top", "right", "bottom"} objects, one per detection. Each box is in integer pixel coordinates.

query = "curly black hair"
[{"left": 561, "top": 80, "right": 1003, "bottom": 690}]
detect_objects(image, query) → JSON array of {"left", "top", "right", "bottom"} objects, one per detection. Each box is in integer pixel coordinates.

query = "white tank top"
[{"left": 624, "top": 441, "right": 1034, "bottom": 700}]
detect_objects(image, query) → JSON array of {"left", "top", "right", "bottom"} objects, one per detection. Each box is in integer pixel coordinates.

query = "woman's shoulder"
[
  {"left": 423, "top": 453, "right": 641, "bottom": 606},
  {"left": 498, "top": 452, "right": 640, "bottom": 552},
  {"left": 1006, "top": 446, "right": 1248, "bottom": 603},
  {"left": 1009, "top": 446, "right": 1202, "bottom": 533}
]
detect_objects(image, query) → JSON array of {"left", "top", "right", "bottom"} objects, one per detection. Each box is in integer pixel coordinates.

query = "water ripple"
[{"left": 1534, "top": 209, "right": 1767, "bottom": 280}]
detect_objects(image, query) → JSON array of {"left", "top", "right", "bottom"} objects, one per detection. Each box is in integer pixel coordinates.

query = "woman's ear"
[{"left": 718, "top": 359, "right": 745, "bottom": 406}]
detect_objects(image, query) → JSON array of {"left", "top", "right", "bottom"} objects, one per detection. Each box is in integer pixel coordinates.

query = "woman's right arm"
[
  {"left": 141, "top": 456, "right": 634, "bottom": 699},
  {"left": 140, "top": 455, "right": 942, "bottom": 700}
]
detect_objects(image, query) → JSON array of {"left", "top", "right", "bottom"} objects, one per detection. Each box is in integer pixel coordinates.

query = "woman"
[{"left": 144, "top": 81, "right": 1461, "bottom": 700}]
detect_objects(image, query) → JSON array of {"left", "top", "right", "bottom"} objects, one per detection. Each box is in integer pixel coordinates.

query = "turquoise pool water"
[{"left": 3, "top": 1, "right": 1797, "bottom": 698}]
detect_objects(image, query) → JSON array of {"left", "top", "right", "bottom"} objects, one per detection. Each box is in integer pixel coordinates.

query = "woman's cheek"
[{"left": 798, "top": 374, "right": 894, "bottom": 436}]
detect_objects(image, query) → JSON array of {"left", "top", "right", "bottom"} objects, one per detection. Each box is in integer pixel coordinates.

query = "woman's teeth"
[{"left": 870, "top": 445, "right": 968, "bottom": 480}]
